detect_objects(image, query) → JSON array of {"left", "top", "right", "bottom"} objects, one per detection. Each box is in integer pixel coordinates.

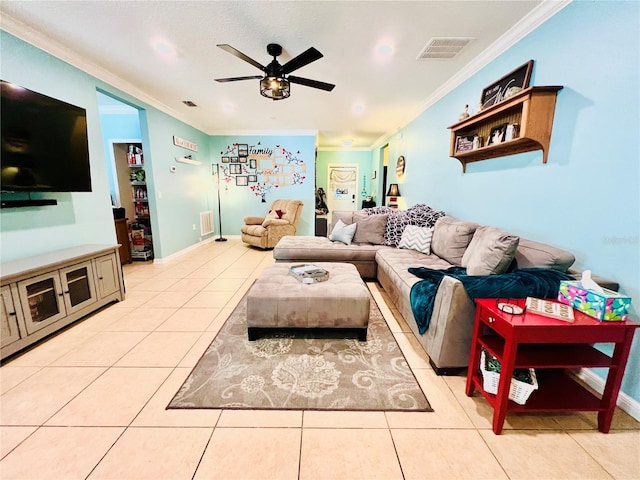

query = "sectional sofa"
[{"left": 273, "top": 206, "right": 617, "bottom": 374}]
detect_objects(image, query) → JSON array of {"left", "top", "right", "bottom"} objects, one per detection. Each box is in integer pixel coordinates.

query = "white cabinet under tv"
[{"left": 0, "top": 245, "right": 125, "bottom": 361}]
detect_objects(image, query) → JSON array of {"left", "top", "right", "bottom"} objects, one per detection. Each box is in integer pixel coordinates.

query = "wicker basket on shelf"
[{"left": 480, "top": 349, "right": 538, "bottom": 405}]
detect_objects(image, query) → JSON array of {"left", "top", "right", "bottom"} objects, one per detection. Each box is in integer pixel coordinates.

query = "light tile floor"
[{"left": 1, "top": 239, "right": 638, "bottom": 480}]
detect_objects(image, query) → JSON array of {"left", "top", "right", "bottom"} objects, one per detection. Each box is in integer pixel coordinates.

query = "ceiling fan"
[{"left": 215, "top": 43, "right": 335, "bottom": 100}]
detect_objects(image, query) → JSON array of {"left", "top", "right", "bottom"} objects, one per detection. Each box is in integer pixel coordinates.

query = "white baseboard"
[
  {"left": 152, "top": 236, "right": 215, "bottom": 264},
  {"left": 576, "top": 368, "right": 640, "bottom": 422},
  {"left": 152, "top": 235, "right": 243, "bottom": 264}
]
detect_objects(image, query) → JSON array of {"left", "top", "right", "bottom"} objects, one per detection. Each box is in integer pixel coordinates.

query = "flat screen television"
[{"left": 1, "top": 80, "right": 92, "bottom": 192}]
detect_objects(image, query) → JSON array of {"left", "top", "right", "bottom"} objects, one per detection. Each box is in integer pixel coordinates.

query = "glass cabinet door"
[
  {"left": 18, "top": 273, "right": 66, "bottom": 334},
  {"left": 1, "top": 285, "right": 22, "bottom": 348},
  {"left": 60, "top": 261, "right": 97, "bottom": 314}
]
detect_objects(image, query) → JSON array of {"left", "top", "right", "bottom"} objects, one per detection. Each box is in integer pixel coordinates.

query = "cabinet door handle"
[
  {"left": 9, "top": 311, "right": 17, "bottom": 316},
  {"left": 488, "top": 316, "right": 495, "bottom": 323},
  {"left": 63, "top": 291, "right": 70, "bottom": 295},
  {"left": 98, "top": 276, "right": 104, "bottom": 280}
]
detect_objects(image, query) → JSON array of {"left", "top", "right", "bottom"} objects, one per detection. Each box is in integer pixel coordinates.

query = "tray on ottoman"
[{"left": 246, "top": 262, "right": 370, "bottom": 341}]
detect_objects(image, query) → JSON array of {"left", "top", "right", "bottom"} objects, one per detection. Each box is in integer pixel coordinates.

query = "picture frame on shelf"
[
  {"left": 238, "top": 156, "right": 248, "bottom": 163},
  {"left": 488, "top": 124, "right": 507, "bottom": 145},
  {"left": 248, "top": 175, "right": 257, "bottom": 182},
  {"left": 249, "top": 159, "right": 257, "bottom": 169},
  {"left": 236, "top": 176, "right": 248, "bottom": 186},
  {"left": 456, "top": 135, "right": 475, "bottom": 152},
  {"left": 480, "top": 60, "right": 534, "bottom": 110},
  {"left": 229, "top": 163, "right": 242, "bottom": 174},
  {"left": 221, "top": 156, "right": 230, "bottom": 163},
  {"left": 238, "top": 144, "right": 248, "bottom": 157}
]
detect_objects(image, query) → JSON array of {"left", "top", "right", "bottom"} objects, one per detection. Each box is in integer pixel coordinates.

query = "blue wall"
[
  {"left": 1, "top": 32, "right": 116, "bottom": 261},
  {"left": 209, "top": 135, "right": 316, "bottom": 236},
  {"left": 0, "top": 31, "right": 215, "bottom": 261},
  {"left": 378, "top": 1, "right": 639, "bottom": 401}
]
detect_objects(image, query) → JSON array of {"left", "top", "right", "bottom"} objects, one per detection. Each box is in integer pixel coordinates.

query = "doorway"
[
  {"left": 97, "top": 92, "right": 154, "bottom": 261},
  {"left": 326, "top": 165, "right": 359, "bottom": 217}
]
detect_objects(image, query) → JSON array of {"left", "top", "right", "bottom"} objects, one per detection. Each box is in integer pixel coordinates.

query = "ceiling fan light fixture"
[{"left": 260, "top": 76, "right": 290, "bottom": 100}]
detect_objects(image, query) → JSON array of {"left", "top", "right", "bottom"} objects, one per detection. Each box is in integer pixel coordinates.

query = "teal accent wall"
[
  {"left": 1, "top": 32, "right": 116, "bottom": 261},
  {"left": 317, "top": 150, "right": 376, "bottom": 206},
  {"left": 0, "top": 31, "right": 214, "bottom": 261},
  {"left": 209, "top": 135, "right": 316, "bottom": 236},
  {"left": 380, "top": 1, "right": 640, "bottom": 401}
]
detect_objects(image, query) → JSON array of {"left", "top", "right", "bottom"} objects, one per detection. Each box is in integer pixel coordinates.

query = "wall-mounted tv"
[{"left": 1, "top": 80, "right": 92, "bottom": 193}]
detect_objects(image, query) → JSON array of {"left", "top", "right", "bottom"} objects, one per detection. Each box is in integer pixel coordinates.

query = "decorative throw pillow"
[
  {"left": 430, "top": 216, "right": 479, "bottom": 265},
  {"left": 274, "top": 209, "right": 283, "bottom": 219},
  {"left": 352, "top": 213, "right": 388, "bottom": 244},
  {"left": 383, "top": 209, "right": 411, "bottom": 246},
  {"left": 398, "top": 226, "right": 434, "bottom": 254},
  {"left": 407, "top": 204, "right": 446, "bottom": 228},
  {"left": 329, "top": 219, "right": 357, "bottom": 245},
  {"left": 461, "top": 226, "right": 520, "bottom": 275}
]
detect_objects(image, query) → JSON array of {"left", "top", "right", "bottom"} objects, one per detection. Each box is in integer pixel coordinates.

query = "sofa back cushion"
[
  {"left": 515, "top": 238, "right": 575, "bottom": 271},
  {"left": 431, "top": 216, "right": 478, "bottom": 265},
  {"left": 461, "top": 226, "right": 520, "bottom": 275},
  {"left": 352, "top": 212, "right": 388, "bottom": 244},
  {"left": 329, "top": 211, "right": 354, "bottom": 236}
]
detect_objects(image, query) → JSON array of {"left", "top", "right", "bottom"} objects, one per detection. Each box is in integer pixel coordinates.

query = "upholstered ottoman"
[{"left": 246, "top": 262, "right": 370, "bottom": 340}]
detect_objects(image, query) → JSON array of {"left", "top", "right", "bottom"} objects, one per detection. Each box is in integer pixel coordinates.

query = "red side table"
[{"left": 466, "top": 298, "right": 639, "bottom": 434}]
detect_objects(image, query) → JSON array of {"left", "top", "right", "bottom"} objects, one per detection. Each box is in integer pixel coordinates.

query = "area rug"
[{"left": 168, "top": 289, "right": 431, "bottom": 411}]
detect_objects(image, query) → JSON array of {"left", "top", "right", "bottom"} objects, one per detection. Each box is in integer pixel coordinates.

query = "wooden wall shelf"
[{"left": 449, "top": 86, "right": 563, "bottom": 172}]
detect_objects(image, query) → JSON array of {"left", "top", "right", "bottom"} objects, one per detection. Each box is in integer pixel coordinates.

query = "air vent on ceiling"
[
  {"left": 182, "top": 100, "right": 198, "bottom": 107},
  {"left": 417, "top": 37, "right": 474, "bottom": 60}
]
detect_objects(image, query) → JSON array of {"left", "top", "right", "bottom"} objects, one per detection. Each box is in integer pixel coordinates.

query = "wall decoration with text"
[{"left": 217, "top": 142, "right": 307, "bottom": 202}]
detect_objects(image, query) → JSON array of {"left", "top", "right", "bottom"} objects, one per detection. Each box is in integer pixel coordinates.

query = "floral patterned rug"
[{"left": 168, "top": 290, "right": 431, "bottom": 411}]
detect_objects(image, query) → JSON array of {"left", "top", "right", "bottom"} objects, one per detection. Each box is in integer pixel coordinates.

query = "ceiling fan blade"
[
  {"left": 288, "top": 75, "right": 335, "bottom": 92},
  {"left": 217, "top": 44, "right": 265, "bottom": 71},
  {"left": 280, "top": 47, "right": 323, "bottom": 74},
  {"left": 215, "top": 75, "right": 264, "bottom": 83}
]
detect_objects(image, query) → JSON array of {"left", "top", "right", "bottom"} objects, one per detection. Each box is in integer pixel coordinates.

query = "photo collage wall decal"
[{"left": 217, "top": 142, "right": 306, "bottom": 202}]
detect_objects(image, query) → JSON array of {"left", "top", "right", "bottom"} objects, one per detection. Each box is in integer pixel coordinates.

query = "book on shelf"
[
  {"left": 288, "top": 264, "right": 329, "bottom": 283},
  {"left": 525, "top": 297, "right": 575, "bottom": 323}
]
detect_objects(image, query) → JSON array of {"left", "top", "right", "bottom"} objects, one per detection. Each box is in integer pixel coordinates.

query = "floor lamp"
[{"left": 214, "top": 163, "right": 227, "bottom": 242}]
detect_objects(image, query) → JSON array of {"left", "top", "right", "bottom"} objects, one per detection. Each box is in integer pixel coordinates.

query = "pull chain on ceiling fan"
[{"left": 215, "top": 43, "right": 335, "bottom": 100}]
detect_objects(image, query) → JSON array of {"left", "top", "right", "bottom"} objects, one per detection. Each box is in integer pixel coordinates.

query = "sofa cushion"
[
  {"left": 329, "top": 219, "right": 357, "bottom": 245},
  {"left": 398, "top": 226, "right": 434, "bottom": 254},
  {"left": 431, "top": 216, "right": 478, "bottom": 266},
  {"left": 515, "top": 238, "right": 575, "bottom": 271},
  {"left": 353, "top": 213, "right": 388, "bottom": 244},
  {"left": 461, "top": 226, "right": 520, "bottom": 275},
  {"left": 329, "top": 211, "right": 355, "bottom": 236}
]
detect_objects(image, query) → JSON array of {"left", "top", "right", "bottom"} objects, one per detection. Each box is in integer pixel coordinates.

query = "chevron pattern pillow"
[{"left": 398, "top": 225, "right": 434, "bottom": 254}]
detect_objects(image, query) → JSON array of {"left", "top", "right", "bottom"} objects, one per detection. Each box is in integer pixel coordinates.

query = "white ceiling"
[{"left": 1, "top": 1, "right": 565, "bottom": 149}]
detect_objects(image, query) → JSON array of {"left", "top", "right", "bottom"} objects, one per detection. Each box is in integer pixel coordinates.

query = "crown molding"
[
  {"left": 1, "top": 14, "right": 206, "bottom": 132},
  {"left": 372, "top": 0, "right": 572, "bottom": 150}
]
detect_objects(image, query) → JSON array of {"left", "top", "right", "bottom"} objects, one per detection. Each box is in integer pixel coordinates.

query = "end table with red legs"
[{"left": 465, "top": 298, "right": 639, "bottom": 435}]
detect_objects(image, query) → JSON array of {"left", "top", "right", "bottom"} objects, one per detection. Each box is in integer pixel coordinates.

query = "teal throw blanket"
[{"left": 408, "top": 267, "right": 572, "bottom": 334}]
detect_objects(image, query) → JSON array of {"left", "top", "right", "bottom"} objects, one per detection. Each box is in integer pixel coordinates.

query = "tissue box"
[{"left": 558, "top": 281, "right": 631, "bottom": 321}]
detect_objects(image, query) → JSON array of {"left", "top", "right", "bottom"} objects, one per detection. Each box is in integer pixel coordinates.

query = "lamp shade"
[{"left": 386, "top": 183, "right": 401, "bottom": 197}]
